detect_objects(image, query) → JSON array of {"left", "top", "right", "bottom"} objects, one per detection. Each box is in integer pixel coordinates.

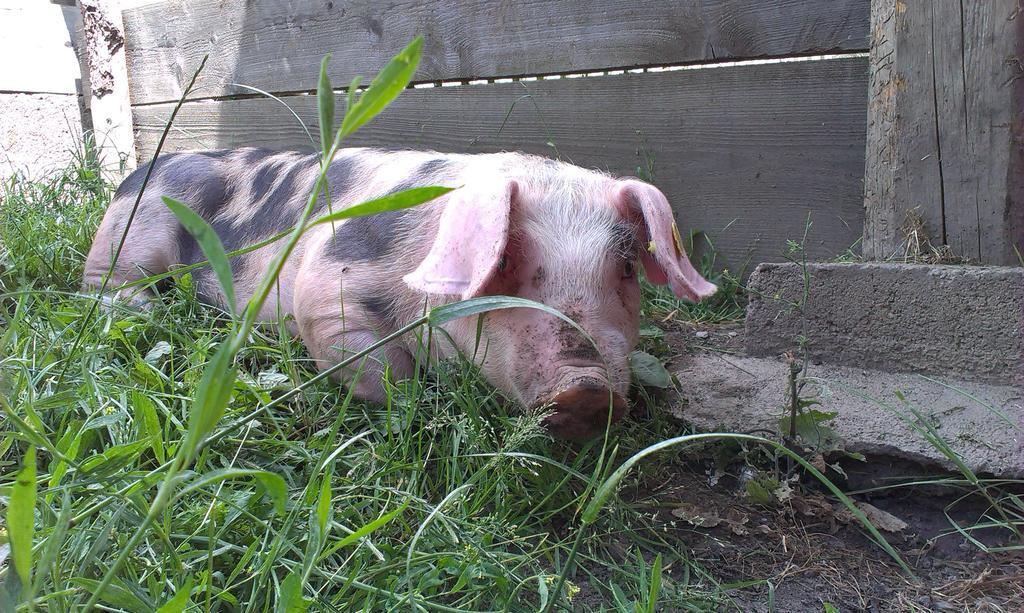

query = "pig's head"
[{"left": 404, "top": 163, "right": 716, "bottom": 439}]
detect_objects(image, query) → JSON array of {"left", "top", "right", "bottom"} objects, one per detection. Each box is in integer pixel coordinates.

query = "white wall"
[{"left": 0, "top": 1, "right": 89, "bottom": 181}]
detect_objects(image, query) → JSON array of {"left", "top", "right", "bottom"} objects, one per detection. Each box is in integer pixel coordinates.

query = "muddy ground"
[{"left": 608, "top": 321, "right": 1024, "bottom": 611}]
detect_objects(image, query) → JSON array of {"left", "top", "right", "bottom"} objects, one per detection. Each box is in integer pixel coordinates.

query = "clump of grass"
[
  {"left": 640, "top": 245, "right": 746, "bottom": 326},
  {"left": 825, "top": 377, "right": 1024, "bottom": 553},
  {"left": 1, "top": 157, "right": 109, "bottom": 289}
]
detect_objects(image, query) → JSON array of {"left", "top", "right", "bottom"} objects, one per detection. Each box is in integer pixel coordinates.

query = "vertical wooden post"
[
  {"left": 863, "top": 0, "right": 1024, "bottom": 265},
  {"left": 79, "top": 0, "right": 137, "bottom": 180}
]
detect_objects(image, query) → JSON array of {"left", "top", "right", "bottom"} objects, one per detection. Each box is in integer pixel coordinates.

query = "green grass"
[{"left": 0, "top": 155, "right": 743, "bottom": 611}]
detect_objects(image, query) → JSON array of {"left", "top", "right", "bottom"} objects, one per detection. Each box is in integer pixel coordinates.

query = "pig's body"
[{"left": 84, "top": 147, "right": 715, "bottom": 439}]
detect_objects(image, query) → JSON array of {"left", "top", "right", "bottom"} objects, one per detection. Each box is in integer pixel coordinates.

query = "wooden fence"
[{"left": 116, "top": 0, "right": 1023, "bottom": 268}]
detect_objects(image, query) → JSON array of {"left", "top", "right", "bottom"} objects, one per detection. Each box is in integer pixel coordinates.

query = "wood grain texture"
[
  {"left": 80, "top": 0, "right": 138, "bottom": 177},
  {"left": 938, "top": 1, "right": 1022, "bottom": 263},
  {"left": 132, "top": 57, "right": 869, "bottom": 270},
  {"left": 862, "top": 0, "right": 907, "bottom": 260},
  {"left": 122, "top": 0, "right": 870, "bottom": 105},
  {"left": 863, "top": 0, "right": 1023, "bottom": 264}
]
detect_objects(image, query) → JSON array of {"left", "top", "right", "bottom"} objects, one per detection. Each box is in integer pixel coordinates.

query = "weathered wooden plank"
[
  {"left": 938, "top": 1, "right": 1022, "bottom": 263},
  {"left": 863, "top": 0, "right": 1023, "bottom": 264},
  {"left": 132, "top": 57, "right": 868, "bottom": 270},
  {"left": 122, "top": 0, "right": 870, "bottom": 105},
  {"left": 863, "top": 0, "right": 943, "bottom": 261},
  {"left": 80, "top": 0, "right": 138, "bottom": 179}
]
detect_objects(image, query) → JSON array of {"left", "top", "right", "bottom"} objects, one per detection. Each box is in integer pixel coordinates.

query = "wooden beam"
[
  {"left": 121, "top": 0, "right": 870, "bottom": 105},
  {"left": 79, "top": 0, "right": 137, "bottom": 178},
  {"left": 863, "top": 0, "right": 1024, "bottom": 264},
  {"left": 132, "top": 57, "right": 869, "bottom": 271}
]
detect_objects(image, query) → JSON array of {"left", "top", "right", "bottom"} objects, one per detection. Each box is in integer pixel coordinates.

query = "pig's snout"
[{"left": 539, "top": 379, "right": 627, "bottom": 440}]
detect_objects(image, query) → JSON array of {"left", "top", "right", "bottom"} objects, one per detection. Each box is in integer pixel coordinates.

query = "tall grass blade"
[
  {"left": 182, "top": 341, "right": 237, "bottom": 462},
  {"left": 163, "top": 196, "right": 236, "bottom": 314},
  {"left": 70, "top": 578, "right": 151, "bottom": 611},
  {"left": 429, "top": 296, "right": 589, "bottom": 340},
  {"left": 317, "top": 54, "right": 336, "bottom": 157},
  {"left": 329, "top": 497, "right": 410, "bottom": 552},
  {"left": 155, "top": 577, "right": 194, "bottom": 613},
  {"left": 276, "top": 571, "right": 312, "bottom": 613},
  {"left": 226, "top": 83, "right": 315, "bottom": 147},
  {"left": 339, "top": 37, "right": 423, "bottom": 139},
  {"left": 312, "top": 186, "right": 454, "bottom": 227},
  {"left": 179, "top": 468, "right": 288, "bottom": 515},
  {"left": 346, "top": 75, "right": 362, "bottom": 112},
  {"left": 32, "top": 491, "right": 72, "bottom": 599},
  {"left": 8, "top": 445, "right": 37, "bottom": 593},
  {"left": 316, "top": 472, "right": 332, "bottom": 536},
  {"left": 645, "top": 553, "right": 662, "bottom": 613},
  {"left": 78, "top": 438, "right": 152, "bottom": 477},
  {"left": 131, "top": 390, "right": 165, "bottom": 464}
]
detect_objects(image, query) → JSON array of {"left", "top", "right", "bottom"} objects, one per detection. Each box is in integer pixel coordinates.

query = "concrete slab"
[
  {"left": 744, "top": 263, "right": 1024, "bottom": 386},
  {"left": 0, "top": 93, "right": 85, "bottom": 181},
  {"left": 670, "top": 353, "right": 1024, "bottom": 478}
]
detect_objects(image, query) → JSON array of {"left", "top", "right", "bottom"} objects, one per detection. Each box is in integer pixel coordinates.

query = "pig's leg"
[
  {"left": 299, "top": 322, "right": 415, "bottom": 402},
  {"left": 293, "top": 268, "right": 414, "bottom": 402},
  {"left": 82, "top": 190, "right": 182, "bottom": 306}
]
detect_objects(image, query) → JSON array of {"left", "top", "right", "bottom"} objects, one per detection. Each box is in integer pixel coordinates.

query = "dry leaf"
[
  {"left": 672, "top": 503, "right": 722, "bottom": 528},
  {"left": 855, "top": 502, "right": 909, "bottom": 533}
]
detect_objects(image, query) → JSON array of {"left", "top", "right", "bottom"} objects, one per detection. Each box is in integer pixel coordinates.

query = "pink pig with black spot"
[{"left": 84, "top": 147, "right": 716, "bottom": 439}]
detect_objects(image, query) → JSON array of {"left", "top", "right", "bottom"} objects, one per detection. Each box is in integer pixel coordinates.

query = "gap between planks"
[{"left": 131, "top": 51, "right": 870, "bottom": 108}]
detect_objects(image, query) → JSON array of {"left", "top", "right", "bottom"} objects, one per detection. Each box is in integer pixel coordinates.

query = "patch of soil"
[
  {"left": 666, "top": 320, "right": 747, "bottom": 357},
  {"left": 628, "top": 464, "right": 1023, "bottom": 612},
  {"left": 635, "top": 320, "right": 1024, "bottom": 611}
]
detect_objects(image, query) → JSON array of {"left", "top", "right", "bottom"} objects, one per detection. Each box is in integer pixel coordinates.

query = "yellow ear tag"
[
  {"left": 671, "top": 222, "right": 685, "bottom": 257},
  {"left": 647, "top": 240, "right": 657, "bottom": 254}
]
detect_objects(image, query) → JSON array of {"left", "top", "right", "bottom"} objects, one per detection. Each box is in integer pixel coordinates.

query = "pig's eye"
[
  {"left": 497, "top": 256, "right": 508, "bottom": 272},
  {"left": 622, "top": 260, "right": 635, "bottom": 279}
]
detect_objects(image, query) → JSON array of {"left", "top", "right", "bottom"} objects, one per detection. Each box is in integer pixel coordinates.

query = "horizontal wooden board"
[
  {"left": 123, "top": 0, "right": 869, "bottom": 105},
  {"left": 132, "top": 57, "right": 869, "bottom": 269}
]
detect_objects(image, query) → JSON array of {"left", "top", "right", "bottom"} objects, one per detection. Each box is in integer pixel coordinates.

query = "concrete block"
[
  {"left": 745, "top": 263, "right": 1024, "bottom": 386},
  {"left": 671, "top": 354, "right": 1024, "bottom": 478}
]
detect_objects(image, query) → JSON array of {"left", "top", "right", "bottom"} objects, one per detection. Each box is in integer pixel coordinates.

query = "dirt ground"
[
  {"left": 623, "top": 321, "right": 1024, "bottom": 612},
  {"left": 627, "top": 464, "right": 1023, "bottom": 612}
]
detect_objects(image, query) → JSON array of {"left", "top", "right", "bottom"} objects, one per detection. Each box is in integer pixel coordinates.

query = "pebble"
[{"left": 695, "top": 331, "right": 710, "bottom": 339}]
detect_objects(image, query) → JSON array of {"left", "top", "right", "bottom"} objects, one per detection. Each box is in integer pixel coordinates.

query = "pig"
[{"left": 83, "top": 147, "right": 716, "bottom": 439}]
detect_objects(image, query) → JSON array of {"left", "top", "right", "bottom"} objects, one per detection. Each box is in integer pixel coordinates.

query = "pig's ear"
[
  {"left": 403, "top": 179, "right": 517, "bottom": 300},
  {"left": 615, "top": 180, "right": 717, "bottom": 302}
]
